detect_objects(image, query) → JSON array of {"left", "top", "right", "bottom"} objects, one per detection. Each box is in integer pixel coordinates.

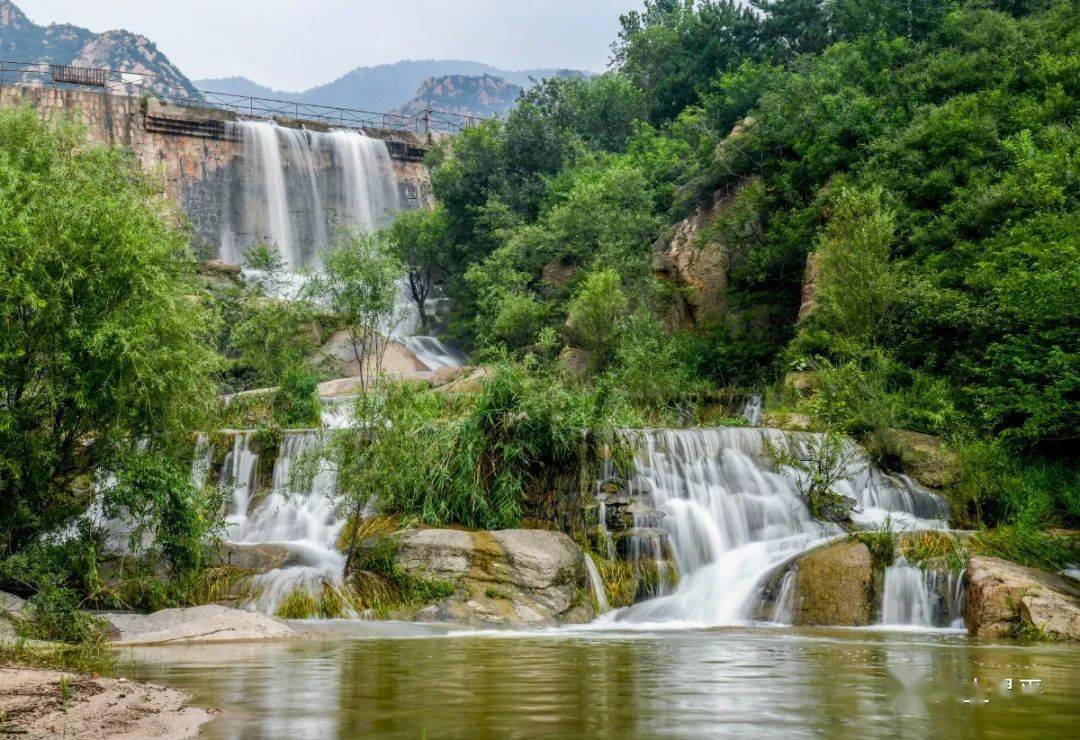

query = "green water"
[{"left": 120, "top": 623, "right": 1079, "bottom": 739}]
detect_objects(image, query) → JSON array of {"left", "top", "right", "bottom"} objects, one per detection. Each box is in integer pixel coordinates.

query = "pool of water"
[{"left": 119, "top": 622, "right": 1079, "bottom": 739}]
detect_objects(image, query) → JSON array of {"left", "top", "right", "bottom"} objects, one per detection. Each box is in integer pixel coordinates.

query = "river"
[{"left": 120, "top": 622, "right": 1079, "bottom": 738}]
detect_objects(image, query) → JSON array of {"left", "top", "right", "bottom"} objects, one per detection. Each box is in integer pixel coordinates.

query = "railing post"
[{"left": 423, "top": 109, "right": 430, "bottom": 134}]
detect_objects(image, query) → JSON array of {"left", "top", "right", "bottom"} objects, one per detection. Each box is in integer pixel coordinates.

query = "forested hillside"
[{"left": 396, "top": 0, "right": 1078, "bottom": 528}]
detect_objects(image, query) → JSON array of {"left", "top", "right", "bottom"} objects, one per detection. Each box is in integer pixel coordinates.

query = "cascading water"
[
  {"left": 880, "top": 557, "right": 965, "bottom": 629},
  {"left": 605, "top": 428, "right": 947, "bottom": 626},
  {"left": 742, "top": 394, "right": 763, "bottom": 427},
  {"left": 584, "top": 553, "right": 610, "bottom": 613},
  {"left": 217, "top": 432, "right": 348, "bottom": 615},
  {"left": 220, "top": 120, "right": 401, "bottom": 268}
]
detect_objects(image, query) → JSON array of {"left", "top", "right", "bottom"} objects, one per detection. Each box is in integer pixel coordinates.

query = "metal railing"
[{"left": 0, "top": 60, "right": 484, "bottom": 134}]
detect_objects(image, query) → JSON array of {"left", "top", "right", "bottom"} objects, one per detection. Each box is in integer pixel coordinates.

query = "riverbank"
[{"left": 0, "top": 667, "right": 214, "bottom": 738}]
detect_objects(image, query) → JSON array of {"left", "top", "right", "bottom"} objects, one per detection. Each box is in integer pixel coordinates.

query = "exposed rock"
[
  {"left": 542, "top": 259, "right": 578, "bottom": 290},
  {"left": 783, "top": 372, "right": 819, "bottom": 396},
  {"left": 314, "top": 329, "right": 429, "bottom": 377},
  {"left": 216, "top": 543, "right": 297, "bottom": 572},
  {"left": 612, "top": 528, "right": 674, "bottom": 563},
  {"left": 797, "top": 251, "right": 821, "bottom": 321},
  {"left": 882, "top": 429, "right": 958, "bottom": 490},
  {"left": 433, "top": 365, "right": 494, "bottom": 395},
  {"left": 429, "top": 364, "right": 468, "bottom": 388},
  {"left": 761, "top": 411, "right": 812, "bottom": 432},
  {"left": 965, "top": 556, "right": 1080, "bottom": 639},
  {"left": 652, "top": 192, "right": 729, "bottom": 328},
  {"left": 1, "top": 590, "right": 33, "bottom": 622},
  {"left": 790, "top": 540, "right": 874, "bottom": 626},
  {"left": 558, "top": 347, "right": 591, "bottom": 381},
  {"left": 103, "top": 604, "right": 296, "bottom": 645},
  {"left": 394, "top": 529, "right": 593, "bottom": 628}
]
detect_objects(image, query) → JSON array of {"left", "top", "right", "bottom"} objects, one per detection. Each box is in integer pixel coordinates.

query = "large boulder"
[
  {"left": 789, "top": 540, "right": 874, "bottom": 626},
  {"left": 394, "top": 529, "right": 593, "bottom": 628},
  {"left": 103, "top": 604, "right": 296, "bottom": 645},
  {"left": 965, "top": 556, "right": 1080, "bottom": 639}
]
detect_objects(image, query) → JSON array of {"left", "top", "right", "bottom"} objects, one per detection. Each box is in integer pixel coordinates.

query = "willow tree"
[{"left": 0, "top": 107, "right": 221, "bottom": 556}]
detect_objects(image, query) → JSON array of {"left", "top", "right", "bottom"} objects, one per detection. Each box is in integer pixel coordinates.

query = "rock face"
[
  {"left": 965, "top": 557, "right": 1080, "bottom": 639},
  {"left": 883, "top": 429, "right": 958, "bottom": 491},
  {"left": 790, "top": 540, "right": 874, "bottom": 626},
  {"left": 103, "top": 604, "right": 295, "bottom": 645},
  {"left": 394, "top": 529, "right": 594, "bottom": 628}
]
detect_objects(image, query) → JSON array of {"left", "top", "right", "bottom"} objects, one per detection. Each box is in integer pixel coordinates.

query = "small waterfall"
[
  {"left": 221, "top": 120, "right": 401, "bottom": 268},
  {"left": 880, "top": 557, "right": 965, "bottom": 629},
  {"left": 607, "top": 428, "right": 947, "bottom": 626},
  {"left": 219, "top": 432, "right": 258, "bottom": 528},
  {"left": 189, "top": 434, "right": 214, "bottom": 490},
  {"left": 742, "top": 394, "right": 763, "bottom": 427},
  {"left": 225, "top": 431, "right": 347, "bottom": 615},
  {"left": 770, "top": 568, "right": 797, "bottom": 624},
  {"left": 403, "top": 335, "right": 466, "bottom": 371},
  {"left": 584, "top": 553, "right": 610, "bottom": 613}
]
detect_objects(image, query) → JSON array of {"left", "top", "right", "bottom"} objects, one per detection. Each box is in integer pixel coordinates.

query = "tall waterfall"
[
  {"left": 607, "top": 428, "right": 947, "bottom": 626},
  {"left": 220, "top": 120, "right": 401, "bottom": 268}
]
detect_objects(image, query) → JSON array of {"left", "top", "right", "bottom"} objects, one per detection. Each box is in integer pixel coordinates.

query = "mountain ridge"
[{"left": 0, "top": 0, "right": 197, "bottom": 96}]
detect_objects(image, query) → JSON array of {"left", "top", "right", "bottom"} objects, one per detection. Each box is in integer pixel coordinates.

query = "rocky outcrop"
[
  {"left": 103, "top": 604, "right": 296, "bottom": 645},
  {"left": 881, "top": 429, "right": 958, "bottom": 491},
  {"left": 965, "top": 557, "right": 1080, "bottom": 639},
  {"left": 797, "top": 251, "right": 822, "bottom": 321},
  {"left": 394, "top": 529, "right": 594, "bottom": 628},
  {"left": 652, "top": 191, "right": 731, "bottom": 328},
  {"left": 787, "top": 540, "right": 874, "bottom": 626}
]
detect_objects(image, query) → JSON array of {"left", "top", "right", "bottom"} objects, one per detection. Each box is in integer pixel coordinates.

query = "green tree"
[
  {"left": 385, "top": 206, "right": 453, "bottom": 331},
  {"left": 566, "top": 269, "right": 628, "bottom": 363},
  {"left": 0, "top": 108, "right": 220, "bottom": 555}
]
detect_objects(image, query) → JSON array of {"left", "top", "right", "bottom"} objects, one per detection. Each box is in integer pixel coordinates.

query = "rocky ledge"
[
  {"left": 102, "top": 604, "right": 296, "bottom": 646},
  {"left": 965, "top": 556, "right": 1080, "bottom": 640},
  {"left": 393, "top": 528, "right": 594, "bottom": 628}
]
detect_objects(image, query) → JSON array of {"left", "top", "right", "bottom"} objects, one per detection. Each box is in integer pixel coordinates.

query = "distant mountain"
[
  {"left": 396, "top": 75, "right": 521, "bottom": 119},
  {"left": 196, "top": 60, "right": 586, "bottom": 114},
  {"left": 0, "top": 0, "right": 198, "bottom": 97}
]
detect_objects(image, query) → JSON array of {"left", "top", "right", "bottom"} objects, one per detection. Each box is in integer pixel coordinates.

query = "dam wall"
[{"left": 0, "top": 85, "right": 438, "bottom": 260}]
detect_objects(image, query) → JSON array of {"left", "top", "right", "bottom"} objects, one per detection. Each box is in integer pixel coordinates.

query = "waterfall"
[
  {"left": 606, "top": 428, "right": 947, "bottom": 626},
  {"left": 584, "top": 553, "right": 610, "bottom": 613},
  {"left": 217, "top": 431, "right": 348, "bottom": 616},
  {"left": 880, "top": 557, "right": 965, "bottom": 629},
  {"left": 221, "top": 120, "right": 401, "bottom": 268},
  {"left": 770, "top": 568, "right": 797, "bottom": 624},
  {"left": 742, "top": 394, "right": 763, "bottom": 427}
]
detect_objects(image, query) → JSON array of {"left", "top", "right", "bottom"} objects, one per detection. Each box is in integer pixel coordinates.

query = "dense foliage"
[{"left": 406, "top": 0, "right": 1077, "bottom": 529}]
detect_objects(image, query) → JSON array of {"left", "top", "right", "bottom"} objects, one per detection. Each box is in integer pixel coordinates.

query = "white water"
[
  {"left": 584, "top": 553, "right": 610, "bottom": 613},
  {"left": 221, "top": 120, "right": 401, "bottom": 268},
  {"left": 218, "top": 432, "right": 348, "bottom": 615},
  {"left": 604, "top": 428, "right": 947, "bottom": 627},
  {"left": 742, "top": 394, "right": 763, "bottom": 427},
  {"left": 880, "top": 557, "right": 965, "bottom": 629}
]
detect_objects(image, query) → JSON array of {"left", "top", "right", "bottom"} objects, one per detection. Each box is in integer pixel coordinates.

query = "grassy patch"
[
  {"left": 970, "top": 527, "right": 1077, "bottom": 573},
  {"left": 0, "top": 635, "right": 115, "bottom": 675}
]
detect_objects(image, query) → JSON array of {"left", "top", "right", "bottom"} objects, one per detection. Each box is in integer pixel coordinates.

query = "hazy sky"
[{"left": 16, "top": 0, "right": 637, "bottom": 90}]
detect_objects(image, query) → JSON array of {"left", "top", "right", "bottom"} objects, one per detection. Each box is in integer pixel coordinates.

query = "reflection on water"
[{"left": 120, "top": 624, "right": 1079, "bottom": 739}]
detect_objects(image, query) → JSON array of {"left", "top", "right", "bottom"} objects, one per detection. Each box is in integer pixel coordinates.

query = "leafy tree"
[
  {"left": 0, "top": 108, "right": 220, "bottom": 556},
  {"left": 306, "top": 231, "right": 405, "bottom": 390},
  {"left": 385, "top": 206, "right": 454, "bottom": 331},
  {"left": 566, "top": 269, "right": 628, "bottom": 363}
]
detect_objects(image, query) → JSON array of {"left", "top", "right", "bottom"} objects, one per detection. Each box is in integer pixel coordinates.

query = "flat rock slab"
[
  {"left": 103, "top": 604, "right": 295, "bottom": 646},
  {"left": 0, "top": 667, "right": 213, "bottom": 738}
]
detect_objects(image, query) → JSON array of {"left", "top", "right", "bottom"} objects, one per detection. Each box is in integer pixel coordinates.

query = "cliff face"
[
  {"left": 396, "top": 74, "right": 521, "bottom": 118},
  {"left": 0, "top": 0, "right": 198, "bottom": 97}
]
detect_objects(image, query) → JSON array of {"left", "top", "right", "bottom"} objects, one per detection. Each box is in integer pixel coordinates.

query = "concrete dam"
[{"left": 0, "top": 85, "right": 438, "bottom": 263}]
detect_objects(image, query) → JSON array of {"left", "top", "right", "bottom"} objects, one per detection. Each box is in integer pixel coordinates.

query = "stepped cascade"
[{"left": 599, "top": 428, "right": 948, "bottom": 626}]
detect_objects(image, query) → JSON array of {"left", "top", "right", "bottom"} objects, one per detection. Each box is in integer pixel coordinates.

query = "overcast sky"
[{"left": 17, "top": 0, "right": 637, "bottom": 90}]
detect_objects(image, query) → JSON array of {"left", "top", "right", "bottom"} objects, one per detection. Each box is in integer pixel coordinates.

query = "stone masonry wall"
[{"left": 0, "top": 85, "right": 437, "bottom": 260}]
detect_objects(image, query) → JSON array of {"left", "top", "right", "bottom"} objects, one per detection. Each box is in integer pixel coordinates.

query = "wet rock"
[
  {"left": 103, "top": 604, "right": 296, "bottom": 645},
  {"left": 394, "top": 529, "right": 593, "bottom": 628},
  {"left": 965, "top": 556, "right": 1080, "bottom": 639},
  {"left": 612, "top": 528, "right": 674, "bottom": 563},
  {"left": 790, "top": 540, "right": 874, "bottom": 626},
  {"left": 216, "top": 543, "right": 298, "bottom": 572}
]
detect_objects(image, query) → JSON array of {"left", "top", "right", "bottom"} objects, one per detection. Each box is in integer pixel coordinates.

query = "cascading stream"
[
  {"left": 880, "top": 557, "right": 965, "bottom": 629},
  {"left": 218, "top": 432, "right": 348, "bottom": 615},
  {"left": 604, "top": 427, "right": 948, "bottom": 627}
]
